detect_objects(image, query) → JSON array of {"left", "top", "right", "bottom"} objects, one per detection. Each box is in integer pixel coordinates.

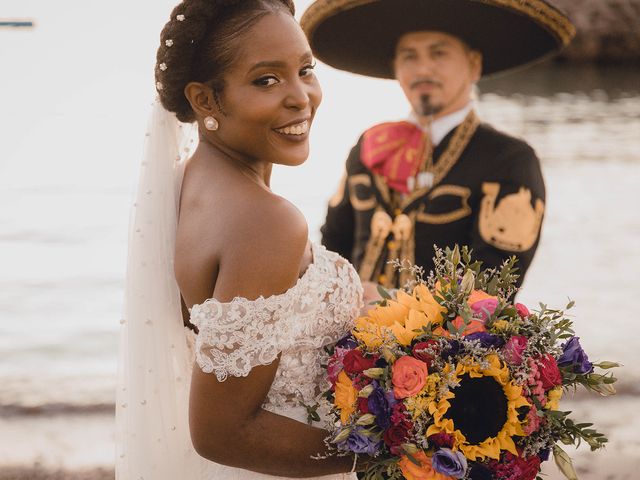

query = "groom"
[{"left": 302, "top": 0, "right": 574, "bottom": 289}]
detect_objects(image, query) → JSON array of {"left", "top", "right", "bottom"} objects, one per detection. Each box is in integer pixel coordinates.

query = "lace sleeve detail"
[
  {"left": 190, "top": 292, "right": 304, "bottom": 382},
  {"left": 190, "top": 242, "right": 364, "bottom": 384}
]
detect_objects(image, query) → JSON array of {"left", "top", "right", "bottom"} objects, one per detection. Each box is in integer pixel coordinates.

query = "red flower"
[
  {"left": 390, "top": 402, "right": 409, "bottom": 425},
  {"left": 411, "top": 340, "right": 439, "bottom": 368},
  {"left": 358, "top": 397, "right": 370, "bottom": 414},
  {"left": 536, "top": 354, "right": 562, "bottom": 389},
  {"left": 428, "top": 432, "right": 455, "bottom": 449},
  {"left": 491, "top": 452, "right": 542, "bottom": 480},
  {"left": 343, "top": 349, "right": 377, "bottom": 374},
  {"left": 383, "top": 419, "right": 412, "bottom": 455},
  {"left": 517, "top": 453, "right": 542, "bottom": 480},
  {"left": 515, "top": 303, "right": 530, "bottom": 318}
]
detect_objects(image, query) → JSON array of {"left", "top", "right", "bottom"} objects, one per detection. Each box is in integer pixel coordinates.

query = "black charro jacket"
[{"left": 321, "top": 122, "right": 545, "bottom": 288}]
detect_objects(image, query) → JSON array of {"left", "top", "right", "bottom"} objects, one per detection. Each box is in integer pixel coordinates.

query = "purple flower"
[
  {"left": 558, "top": 337, "right": 593, "bottom": 374},
  {"left": 375, "top": 356, "right": 389, "bottom": 368},
  {"left": 336, "top": 334, "right": 358, "bottom": 350},
  {"left": 367, "top": 384, "right": 395, "bottom": 429},
  {"left": 338, "top": 427, "right": 382, "bottom": 455},
  {"left": 441, "top": 339, "right": 462, "bottom": 360},
  {"left": 432, "top": 448, "right": 468, "bottom": 479},
  {"left": 466, "top": 331, "right": 505, "bottom": 348},
  {"left": 538, "top": 448, "right": 551, "bottom": 462}
]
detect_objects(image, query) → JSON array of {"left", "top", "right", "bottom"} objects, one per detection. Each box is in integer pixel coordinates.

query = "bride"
[{"left": 116, "top": 0, "right": 368, "bottom": 478}]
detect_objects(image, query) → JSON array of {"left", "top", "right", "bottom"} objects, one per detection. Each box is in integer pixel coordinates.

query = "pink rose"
[
  {"left": 471, "top": 298, "right": 499, "bottom": 321},
  {"left": 502, "top": 335, "right": 528, "bottom": 365},
  {"left": 392, "top": 356, "right": 429, "bottom": 399},
  {"left": 327, "top": 347, "right": 349, "bottom": 386},
  {"left": 516, "top": 303, "right": 530, "bottom": 318},
  {"left": 523, "top": 404, "right": 543, "bottom": 435}
]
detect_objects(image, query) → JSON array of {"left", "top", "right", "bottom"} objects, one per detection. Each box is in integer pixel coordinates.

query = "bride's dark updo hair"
[{"left": 155, "top": 0, "right": 295, "bottom": 123}]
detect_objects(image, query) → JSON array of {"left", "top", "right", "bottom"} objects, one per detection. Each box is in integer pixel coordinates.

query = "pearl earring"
[{"left": 204, "top": 116, "right": 219, "bottom": 131}]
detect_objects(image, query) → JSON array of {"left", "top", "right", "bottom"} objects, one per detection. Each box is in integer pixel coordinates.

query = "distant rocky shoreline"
[{"left": 554, "top": 0, "right": 640, "bottom": 63}]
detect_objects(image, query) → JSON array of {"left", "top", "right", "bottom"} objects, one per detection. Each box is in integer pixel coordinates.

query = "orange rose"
[
  {"left": 399, "top": 451, "right": 452, "bottom": 480},
  {"left": 468, "top": 290, "right": 496, "bottom": 305},
  {"left": 452, "top": 316, "right": 486, "bottom": 335},
  {"left": 392, "top": 356, "right": 429, "bottom": 399},
  {"left": 434, "top": 317, "right": 486, "bottom": 338}
]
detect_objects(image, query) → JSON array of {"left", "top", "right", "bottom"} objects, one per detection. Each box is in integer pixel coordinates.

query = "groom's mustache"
[{"left": 410, "top": 79, "right": 442, "bottom": 89}]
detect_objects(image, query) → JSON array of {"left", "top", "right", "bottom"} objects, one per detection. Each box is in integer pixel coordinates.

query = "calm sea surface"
[{"left": 0, "top": 1, "right": 639, "bottom": 416}]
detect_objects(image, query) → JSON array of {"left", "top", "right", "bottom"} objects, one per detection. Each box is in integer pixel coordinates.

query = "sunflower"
[
  {"left": 353, "top": 284, "right": 445, "bottom": 350},
  {"left": 427, "top": 354, "right": 529, "bottom": 461}
]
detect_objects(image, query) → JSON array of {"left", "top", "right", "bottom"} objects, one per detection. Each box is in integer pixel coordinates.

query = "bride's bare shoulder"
[
  {"left": 180, "top": 159, "right": 307, "bottom": 247},
  {"left": 176, "top": 160, "right": 308, "bottom": 303},
  {"left": 215, "top": 193, "right": 309, "bottom": 301}
]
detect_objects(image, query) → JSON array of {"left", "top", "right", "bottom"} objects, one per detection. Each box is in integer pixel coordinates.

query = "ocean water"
[{"left": 1, "top": 1, "right": 640, "bottom": 419}]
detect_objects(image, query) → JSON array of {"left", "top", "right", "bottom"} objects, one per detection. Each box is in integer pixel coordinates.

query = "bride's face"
[{"left": 211, "top": 11, "right": 322, "bottom": 167}]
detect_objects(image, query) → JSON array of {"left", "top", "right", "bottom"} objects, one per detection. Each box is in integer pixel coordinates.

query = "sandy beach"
[{"left": 1, "top": 395, "right": 638, "bottom": 479}]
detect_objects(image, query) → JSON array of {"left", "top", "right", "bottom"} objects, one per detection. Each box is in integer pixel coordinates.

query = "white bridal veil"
[{"left": 115, "top": 100, "right": 209, "bottom": 479}]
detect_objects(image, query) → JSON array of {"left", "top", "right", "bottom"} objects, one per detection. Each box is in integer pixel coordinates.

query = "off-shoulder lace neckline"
[{"left": 189, "top": 241, "right": 322, "bottom": 311}]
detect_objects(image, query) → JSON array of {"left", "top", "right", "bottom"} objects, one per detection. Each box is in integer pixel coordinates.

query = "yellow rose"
[{"left": 334, "top": 371, "right": 357, "bottom": 423}]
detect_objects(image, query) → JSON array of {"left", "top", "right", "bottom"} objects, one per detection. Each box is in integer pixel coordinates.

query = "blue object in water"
[{"left": 0, "top": 20, "right": 35, "bottom": 28}]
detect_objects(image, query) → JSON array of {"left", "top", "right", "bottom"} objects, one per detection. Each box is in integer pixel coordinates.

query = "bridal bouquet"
[{"left": 323, "top": 246, "right": 618, "bottom": 480}]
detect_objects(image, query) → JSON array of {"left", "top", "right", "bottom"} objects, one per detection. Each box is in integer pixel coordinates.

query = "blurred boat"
[{"left": 0, "top": 19, "right": 35, "bottom": 28}]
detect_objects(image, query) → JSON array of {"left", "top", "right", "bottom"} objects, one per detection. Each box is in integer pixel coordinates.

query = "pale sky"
[{"left": 0, "top": 0, "right": 405, "bottom": 199}]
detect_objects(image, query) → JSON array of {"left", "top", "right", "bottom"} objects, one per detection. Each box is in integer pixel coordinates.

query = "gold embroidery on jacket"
[
  {"left": 416, "top": 185, "right": 472, "bottom": 224},
  {"left": 373, "top": 174, "right": 392, "bottom": 206},
  {"left": 479, "top": 182, "right": 544, "bottom": 252},
  {"left": 348, "top": 174, "right": 378, "bottom": 211}
]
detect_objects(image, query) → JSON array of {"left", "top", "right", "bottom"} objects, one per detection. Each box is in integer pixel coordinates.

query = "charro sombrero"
[{"left": 301, "top": 0, "right": 575, "bottom": 78}]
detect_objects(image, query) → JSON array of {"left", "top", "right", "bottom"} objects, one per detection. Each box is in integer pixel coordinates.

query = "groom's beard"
[{"left": 419, "top": 94, "right": 443, "bottom": 117}]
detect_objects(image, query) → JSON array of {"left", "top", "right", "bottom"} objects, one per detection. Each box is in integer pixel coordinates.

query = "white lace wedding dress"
[
  {"left": 189, "top": 241, "right": 363, "bottom": 479},
  {"left": 116, "top": 103, "right": 361, "bottom": 480}
]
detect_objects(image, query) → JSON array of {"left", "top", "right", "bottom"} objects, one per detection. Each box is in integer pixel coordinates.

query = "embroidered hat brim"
[{"left": 301, "top": 0, "right": 575, "bottom": 79}]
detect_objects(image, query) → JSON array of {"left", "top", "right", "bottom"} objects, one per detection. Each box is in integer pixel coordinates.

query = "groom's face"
[{"left": 393, "top": 31, "right": 481, "bottom": 122}]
